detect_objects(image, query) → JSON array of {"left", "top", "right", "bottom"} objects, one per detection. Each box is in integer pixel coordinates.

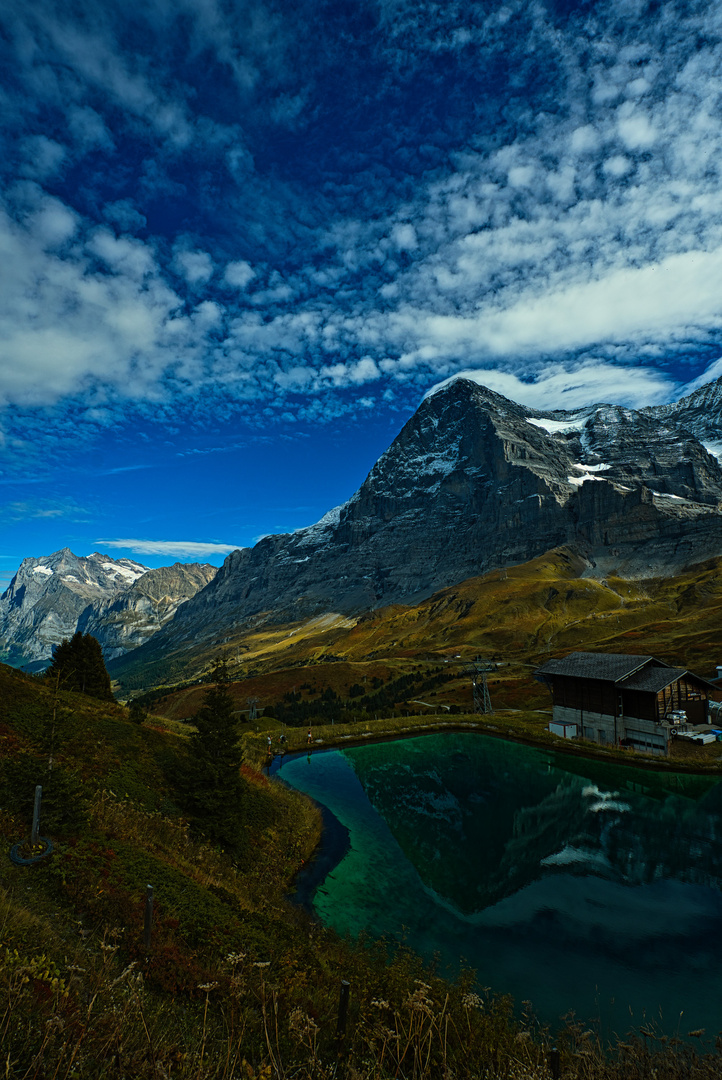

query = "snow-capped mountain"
[
  {"left": 78, "top": 561, "right": 218, "bottom": 660},
  {"left": 0, "top": 549, "right": 216, "bottom": 667},
  {"left": 110, "top": 376, "right": 722, "bottom": 685}
]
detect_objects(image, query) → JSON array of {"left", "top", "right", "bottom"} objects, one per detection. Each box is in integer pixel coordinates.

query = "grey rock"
[
  {"left": 0, "top": 549, "right": 149, "bottom": 666},
  {"left": 0, "top": 549, "right": 216, "bottom": 667},
  {"left": 111, "top": 377, "right": 722, "bottom": 683},
  {"left": 79, "top": 562, "right": 218, "bottom": 659}
]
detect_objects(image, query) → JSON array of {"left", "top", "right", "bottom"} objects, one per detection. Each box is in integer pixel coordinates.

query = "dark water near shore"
[{"left": 273, "top": 732, "right": 722, "bottom": 1035}]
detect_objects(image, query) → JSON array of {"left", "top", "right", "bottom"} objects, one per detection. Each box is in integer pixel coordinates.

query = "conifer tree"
[
  {"left": 185, "top": 660, "right": 244, "bottom": 846},
  {"left": 128, "top": 698, "right": 148, "bottom": 724},
  {"left": 46, "top": 632, "right": 114, "bottom": 701}
]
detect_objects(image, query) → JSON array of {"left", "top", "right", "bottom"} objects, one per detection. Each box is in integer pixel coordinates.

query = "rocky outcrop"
[
  {"left": 78, "top": 562, "right": 218, "bottom": 659},
  {"left": 0, "top": 549, "right": 149, "bottom": 666},
  {"left": 0, "top": 550, "right": 216, "bottom": 667},
  {"left": 110, "top": 377, "right": 722, "bottom": 684}
]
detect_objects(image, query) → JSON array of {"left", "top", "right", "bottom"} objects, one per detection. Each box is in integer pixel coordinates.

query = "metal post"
[
  {"left": 336, "top": 979, "right": 350, "bottom": 1036},
  {"left": 31, "top": 785, "right": 42, "bottom": 845},
  {"left": 144, "top": 884, "right": 154, "bottom": 951}
]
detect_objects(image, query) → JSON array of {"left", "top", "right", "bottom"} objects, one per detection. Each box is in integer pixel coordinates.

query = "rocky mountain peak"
[
  {"left": 0, "top": 550, "right": 215, "bottom": 668},
  {"left": 108, "top": 376, "right": 722, "bottom": 689}
]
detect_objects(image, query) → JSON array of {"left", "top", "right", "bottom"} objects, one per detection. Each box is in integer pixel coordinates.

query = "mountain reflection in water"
[{"left": 276, "top": 733, "right": 722, "bottom": 1033}]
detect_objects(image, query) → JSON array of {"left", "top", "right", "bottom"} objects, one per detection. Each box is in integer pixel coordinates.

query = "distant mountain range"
[
  {"left": 0, "top": 548, "right": 216, "bottom": 668},
  {"left": 4, "top": 375, "right": 722, "bottom": 684}
]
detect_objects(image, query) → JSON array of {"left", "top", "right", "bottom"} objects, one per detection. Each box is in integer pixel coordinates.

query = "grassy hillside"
[
  {"left": 4, "top": 664, "right": 722, "bottom": 1077},
  {"left": 127, "top": 548, "right": 722, "bottom": 731},
  {"left": 112, "top": 548, "right": 722, "bottom": 696}
]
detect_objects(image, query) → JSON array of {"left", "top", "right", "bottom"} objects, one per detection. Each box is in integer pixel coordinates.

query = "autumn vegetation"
[{"left": 2, "top": 650, "right": 722, "bottom": 1077}]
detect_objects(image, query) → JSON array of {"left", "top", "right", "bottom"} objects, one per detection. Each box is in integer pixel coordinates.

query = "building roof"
[
  {"left": 535, "top": 652, "right": 661, "bottom": 683},
  {"left": 620, "top": 666, "right": 689, "bottom": 693},
  {"left": 535, "top": 652, "right": 717, "bottom": 693}
]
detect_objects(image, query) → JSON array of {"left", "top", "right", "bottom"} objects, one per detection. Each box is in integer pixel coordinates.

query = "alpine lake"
[{"left": 270, "top": 731, "right": 722, "bottom": 1037}]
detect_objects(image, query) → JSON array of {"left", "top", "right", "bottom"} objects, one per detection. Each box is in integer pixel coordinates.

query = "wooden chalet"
[{"left": 535, "top": 652, "right": 714, "bottom": 755}]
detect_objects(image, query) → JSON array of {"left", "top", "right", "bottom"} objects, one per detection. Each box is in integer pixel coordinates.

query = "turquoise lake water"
[{"left": 273, "top": 732, "right": 722, "bottom": 1034}]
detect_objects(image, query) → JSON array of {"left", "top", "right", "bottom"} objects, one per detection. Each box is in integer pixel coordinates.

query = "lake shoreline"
[{"left": 263, "top": 714, "right": 722, "bottom": 778}]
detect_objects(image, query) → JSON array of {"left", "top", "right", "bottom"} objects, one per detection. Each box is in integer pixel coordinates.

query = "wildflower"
[
  {"left": 225, "top": 952, "right": 247, "bottom": 964},
  {"left": 461, "top": 992, "right": 483, "bottom": 1010},
  {"left": 110, "top": 962, "right": 137, "bottom": 989},
  {"left": 197, "top": 982, "right": 219, "bottom": 992},
  {"left": 288, "top": 1007, "right": 319, "bottom": 1036},
  {"left": 370, "top": 999, "right": 390, "bottom": 1010},
  {"left": 252, "top": 961, "right": 271, "bottom": 968}
]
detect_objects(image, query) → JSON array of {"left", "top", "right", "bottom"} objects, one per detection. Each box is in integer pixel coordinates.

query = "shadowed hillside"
[
  {"left": 4, "top": 663, "right": 722, "bottom": 1077},
  {"left": 113, "top": 547, "right": 722, "bottom": 695}
]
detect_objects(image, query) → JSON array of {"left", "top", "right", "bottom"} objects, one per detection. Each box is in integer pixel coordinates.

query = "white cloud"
[
  {"left": 0, "top": 195, "right": 196, "bottom": 407},
  {"left": 103, "top": 200, "right": 146, "bottom": 233},
  {"left": 617, "top": 111, "right": 656, "bottom": 151},
  {"left": 319, "top": 357, "right": 381, "bottom": 387},
  {"left": 570, "top": 125, "right": 600, "bottom": 155},
  {"left": 602, "top": 154, "right": 632, "bottom": 177},
  {"left": 4, "top": 0, "right": 722, "bottom": 438},
  {"left": 426, "top": 362, "right": 678, "bottom": 411},
  {"left": 20, "top": 136, "right": 66, "bottom": 179},
  {"left": 174, "top": 249, "right": 214, "bottom": 285},
  {"left": 88, "top": 230, "right": 155, "bottom": 278},
  {"left": 67, "top": 105, "right": 113, "bottom": 151},
  {"left": 400, "top": 248, "right": 722, "bottom": 363},
  {"left": 99, "top": 538, "right": 240, "bottom": 558},
  {"left": 224, "top": 260, "right": 255, "bottom": 288},
  {"left": 23, "top": 190, "right": 78, "bottom": 248},
  {"left": 390, "top": 223, "right": 418, "bottom": 250}
]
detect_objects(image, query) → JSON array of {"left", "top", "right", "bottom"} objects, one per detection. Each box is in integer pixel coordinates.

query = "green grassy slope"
[
  {"left": 112, "top": 548, "right": 722, "bottom": 696},
  {"left": 4, "top": 665, "right": 722, "bottom": 1077}
]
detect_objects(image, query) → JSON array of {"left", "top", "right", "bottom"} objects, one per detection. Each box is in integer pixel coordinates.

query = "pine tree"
[
  {"left": 46, "top": 632, "right": 114, "bottom": 701},
  {"left": 185, "top": 660, "right": 245, "bottom": 846},
  {"left": 128, "top": 699, "right": 148, "bottom": 724}
]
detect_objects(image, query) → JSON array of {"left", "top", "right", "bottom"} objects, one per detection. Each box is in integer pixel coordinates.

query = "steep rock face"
[
  {"left": 78, "top": 562, "right": 218, "bottom": 660},
  {"left": 645, "top": 374, "right": 722, "bottom": 457},
  {"left": 0, "top": 549, "right": 148, "bottom": 665},
  {"left": 0, "top": 551, "right": 217, "bottom": 666},
  {"left": 112, "top": 377, "right": 722, "bottom": 678}
]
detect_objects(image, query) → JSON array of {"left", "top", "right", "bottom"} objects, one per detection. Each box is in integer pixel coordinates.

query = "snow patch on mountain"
[
  {"left": 567, "top": 473, "right": 606, "bottom": 486},
  {"left": 526, "top": 416, "right": 588, "bottom": 434}
]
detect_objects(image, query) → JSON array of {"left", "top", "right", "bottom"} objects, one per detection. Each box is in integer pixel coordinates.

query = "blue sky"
[{"left": 3, "top": 0, "right": 722, "bottom": 589}]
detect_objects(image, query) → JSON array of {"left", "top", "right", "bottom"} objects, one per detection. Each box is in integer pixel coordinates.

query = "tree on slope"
[
  {"left": 185, "top": 660, "right": 245, "bottom": 847},
  {"left": 47, "top": 632, "right": 114, "bottom": 701}
]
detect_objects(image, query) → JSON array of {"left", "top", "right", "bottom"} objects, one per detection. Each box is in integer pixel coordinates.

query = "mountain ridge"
[
  {"left": 0, "top": 550, "right": 216, "bottom": 667},
  {"left": 108, "top": 376, "right": 722, "bottom": 687}
]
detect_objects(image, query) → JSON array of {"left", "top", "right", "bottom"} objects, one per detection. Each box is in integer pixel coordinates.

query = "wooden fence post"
[
  {"left": 549, "top": 1046, "right": 561, "bottom": 1079},
  {"left": 31, "top": 785, "right": 42, "bottom": 845},
  {"left": 336, "top": 979, "right": 350, "bottom": 1036},
  {"left": 144, "top": 884, "right": 154, "bottom": 951}
]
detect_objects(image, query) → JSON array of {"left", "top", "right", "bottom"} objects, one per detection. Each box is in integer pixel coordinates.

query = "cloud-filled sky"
[{"left": 3, "top": 0, "right": 722, "bottom": 588}]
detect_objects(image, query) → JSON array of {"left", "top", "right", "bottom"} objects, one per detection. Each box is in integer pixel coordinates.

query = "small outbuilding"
[{"left": 535, "top": 652, "right": 715, "bottom": 755}]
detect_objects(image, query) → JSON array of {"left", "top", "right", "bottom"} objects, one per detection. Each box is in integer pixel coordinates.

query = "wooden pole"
[
  {"left": 30, "top": 785, "right": 42, "bottom": 845},
  {"left": 549, "top": 1046, "right": 561, "bottom": 1079},
  {"left": 336, "top": 979, "right": 350, "bottom": 1036},
  {"left": 144, "top": 884, "right": 154, "bottom": 951}
]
